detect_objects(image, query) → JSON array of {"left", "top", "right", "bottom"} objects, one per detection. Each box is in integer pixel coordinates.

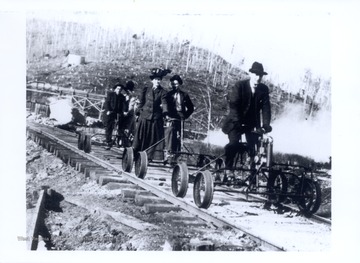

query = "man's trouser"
[
  {"left": 224, "top": 126, "right": 259, "bottom": 169},
  {"left": 164, "top": 119, "right": 181, "bottom": 155},
  {"left": 105, "top": 117, "right": 116, "bottom": 146}
]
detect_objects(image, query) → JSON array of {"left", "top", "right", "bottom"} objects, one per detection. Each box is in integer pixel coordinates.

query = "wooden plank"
[{"left": 28, "top": 190, "right": 46, "bottom": 250}]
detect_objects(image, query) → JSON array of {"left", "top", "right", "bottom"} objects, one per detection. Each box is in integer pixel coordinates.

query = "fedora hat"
[
  {"left": 150, "top": 68, "right": 172, "bottom": 80},
  {"left": 170, "top": 74, "right": 183, "bottom": 85},
  {"left": 112, "top": 82, "right": 124, "bottom": 90},
  {"left": 249, "top": 62, "right": 267, "bottom": 75}
]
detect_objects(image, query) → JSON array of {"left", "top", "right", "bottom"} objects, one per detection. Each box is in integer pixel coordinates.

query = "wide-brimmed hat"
[
  {"left": 170, "top": 74, "right": 183, "bottom": 85},
  {"left": 149, "top": 68, "right": 172, "bottom": 80},
  {"left": 249, "top": 62, "right": 267, "bottom": 75}
]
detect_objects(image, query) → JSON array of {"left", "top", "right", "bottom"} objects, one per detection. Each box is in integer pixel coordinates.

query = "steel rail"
[{"left": 27, "top": 122, "right": 285, "bottom": 251}]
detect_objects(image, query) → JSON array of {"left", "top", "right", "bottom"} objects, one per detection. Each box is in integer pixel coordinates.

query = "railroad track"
[{"left": 26, "top": 120, "right": 331, "bottom": 251}]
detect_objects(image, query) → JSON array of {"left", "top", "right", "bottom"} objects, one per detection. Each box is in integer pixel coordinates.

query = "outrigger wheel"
[
  {"left": 122, "top": 147, "right": 134, "bottom": 172},
  {"left": 78, "top": 132, "right": 85, "bottom": 150},
  {"left": 193, "top": 170, "right": 214, "bottom": 209},
  {"left": 297, "top": 178, "right": 322, "bottom": 217},
  {"left": 267, "top": 171, "right": 288, "bottom": 203},
  {"left": 171, "top": 162, "right": 189, "bottom": 198},
  {"left": 134, "top": 151, "right": 148, "bottom": 179}
]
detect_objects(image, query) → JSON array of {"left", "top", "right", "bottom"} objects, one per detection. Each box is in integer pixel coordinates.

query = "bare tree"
[{"left": 302, "top": 69, "right": 330, "bottom": 118}]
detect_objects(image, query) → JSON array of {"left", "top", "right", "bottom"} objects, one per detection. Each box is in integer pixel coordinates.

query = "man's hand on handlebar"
[
  {"left": 263, "top": 125, "right": 272, "bottom": 133},
  {"left": 255, "top": 125, "right": 272, "bottom": 135}
]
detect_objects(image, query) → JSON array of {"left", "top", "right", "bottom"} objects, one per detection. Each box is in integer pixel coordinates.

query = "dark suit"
[
  {"left": 103, "top": 91, "right": 126, "bottom": 145},
  {"left": 163, "top": 88, "right": 194, "bottom": 153},
  {"left": 132, "top": 86, "right": 168, "bottom": 160},
  {"left": 118, "top": 97, "right": 135, "bottom": 147},
  {"left": 222, "top": 80, "right": 271, "bottom": 168}
]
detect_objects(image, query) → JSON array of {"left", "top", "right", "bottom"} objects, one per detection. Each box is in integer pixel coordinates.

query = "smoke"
[
  {"left": 271, "top": 103, "right": 331, "bottom": 162},
  {"left": 203, "top": 129, "right": 229, "bottom": 147},
  {"left": 48, "top": 96, "right": 73, "bottom": 125},
  {"left": 203, "top": 103, "right": 331, "bottom": 163}
]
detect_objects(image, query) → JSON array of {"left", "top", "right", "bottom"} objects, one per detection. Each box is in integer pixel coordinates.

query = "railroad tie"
[
  {"left": 161, "top": 214, "right": 199, "bottom": 223},
  {"left": 142, "top": 203, "right": 182, "bottom": 214},
  {"left": 120, "top": 188, "right": 147, "bottom": 199},
  {"left": 67, "top": 157, "right": 87, "bottom": 168},
  {"left": 86, "top": 169, "right": 116, "bottom": 181},
  {"left": 103, "top": 182, "right": 127, "bottom": 190},
  {"left": 46, "top": 142, "right": 57, "bottom": 153},
  {"left": 98, "top": 175, "right": 128, "bottom": 186},
  {"left": 134, "top": 195, "right": 169, "bottom": 206},
  {"left": 75, "top": 162, "right": 99, "bottom": 173}
]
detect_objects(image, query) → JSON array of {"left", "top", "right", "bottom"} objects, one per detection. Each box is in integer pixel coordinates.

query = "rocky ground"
[{"left": 26, "top": 138, "right": 263, "bottom": 251}]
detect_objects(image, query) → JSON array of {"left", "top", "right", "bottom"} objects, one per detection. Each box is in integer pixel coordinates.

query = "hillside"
[{"left": 26, "top": 17, "right": 325, "bottom": 134}]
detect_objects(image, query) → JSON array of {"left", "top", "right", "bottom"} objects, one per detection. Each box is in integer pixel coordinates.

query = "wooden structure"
[{"left": 26, "top": 81, "right": 106, "bottom": 120}]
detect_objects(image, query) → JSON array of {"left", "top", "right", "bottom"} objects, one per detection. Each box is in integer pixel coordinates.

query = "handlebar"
[{"left": 250, "top": 130, "right": 273, "bottom": 143}]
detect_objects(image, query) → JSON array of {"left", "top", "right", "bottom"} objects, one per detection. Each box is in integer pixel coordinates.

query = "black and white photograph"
[{"left": 0, "top": 0, "right": 359, "bottom": 262}]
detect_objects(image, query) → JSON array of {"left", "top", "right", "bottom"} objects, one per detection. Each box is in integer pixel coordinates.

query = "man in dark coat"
[
  {"left": 163, "top": 74, "right": 194, "bottom": 163},
  {"left": 222, "top": 62, "right": 272, "bottom": 169},
  {"left": 103, "top": 83, "right": 126, "bottom": 150},
  {"left": 117, "top": 80, "right": 136, "bottom": 147},
  {"left": 132, "top": 68, "right": 171, "bottom": 160}
]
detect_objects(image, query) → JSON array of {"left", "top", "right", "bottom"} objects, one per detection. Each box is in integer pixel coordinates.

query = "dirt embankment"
[{"left": 26, "top": 138, "right": 261, "bottom": 251}]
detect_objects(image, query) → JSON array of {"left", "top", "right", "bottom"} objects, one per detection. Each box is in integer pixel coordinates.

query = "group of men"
[
  {"left": 103, "top": 80, "right": 136, "bottom": 150},
  {"left": 103, "top": 68, "right": 194, "bottom": 164},
  {"left": 103, "top": 61, "right": 272, "bottom": 169}
]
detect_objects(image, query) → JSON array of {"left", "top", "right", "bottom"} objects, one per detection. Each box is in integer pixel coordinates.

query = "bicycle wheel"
[
  {"left": 268, "top": 171, "right": 288, "bottom": 203},
  {"left": 297, "top": 178, "right": 322, "bottom": 217},
  {"left": 171, "top": 162, "right": 189, "bottom": 198},
  {"left": 135, "top": 151, "right": 148, "bottom": 179},
  {"left": 122, "top": 147, "right": 134, "bottom": 172},
  {"left": 193, "top": 170, "right": 214, "bottom": 209}
]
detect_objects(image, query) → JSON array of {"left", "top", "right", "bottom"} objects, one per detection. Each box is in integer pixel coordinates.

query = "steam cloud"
[
  {"left": 204, "top": 103, "right": 331, "bottom": 163},
  {"left": 271, "top": 103, "right": 331, "bottom": 162}
]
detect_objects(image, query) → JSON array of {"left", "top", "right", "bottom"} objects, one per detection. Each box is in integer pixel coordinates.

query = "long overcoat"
[
  {"left": 132, "top": 86, "right": 168, "bottom": 159},
  {"left": 221, "top": 80, "right": 271, "bottom": 134},
  {"left": 136, "top": 85, "right": 168, "bottom": 120}
]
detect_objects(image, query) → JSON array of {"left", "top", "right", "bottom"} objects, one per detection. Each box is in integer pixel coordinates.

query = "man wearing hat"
[
  {"left": 103, "top": 83, "right": 127, "bottom": 150},
  {"left": 222, "top": 61, "right": 272, "bottom": 170},
  {"left": 132, "top": 68, "right": 171, "bottom": 160},
  {"left": 163, "top": 74, "right": 194, "bottom": 163},
  {"left": 117, "top": 80, "right": 136, "bottom": 147}
]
